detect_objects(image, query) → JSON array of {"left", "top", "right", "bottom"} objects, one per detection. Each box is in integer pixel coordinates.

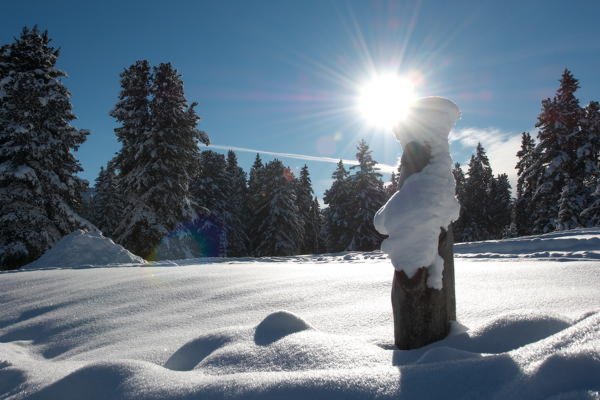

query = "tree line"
[{"left": 1, "top": 27, "right": 598, "bottom": 269}]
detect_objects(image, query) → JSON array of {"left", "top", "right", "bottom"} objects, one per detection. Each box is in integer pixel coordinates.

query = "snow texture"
[
  {"left": 23, "top": 230, "right": 146, "bottom": 269},
  {"left": 374, "top": 97, "right": 461, "bottom": 288},
  {"left": 0, "top": 230, "right": 599, "bottom": 399}
]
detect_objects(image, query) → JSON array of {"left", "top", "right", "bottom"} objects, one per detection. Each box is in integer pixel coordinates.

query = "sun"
[{"left": 356, "top": 73, "right": 417, "bottom": 131}]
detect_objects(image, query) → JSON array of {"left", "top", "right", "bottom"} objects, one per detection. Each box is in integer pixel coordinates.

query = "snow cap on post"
[{"left": 393, "top": 97, "right": 460, "bottom": 151}]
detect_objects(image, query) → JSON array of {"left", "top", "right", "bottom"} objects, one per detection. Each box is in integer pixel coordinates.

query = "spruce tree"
[
  {"left": 109, "top": 60, "right": 151, "bottom": 176},
  {"left": 462, "top": 143, "right": 493, "bottom": 241},
  {"left": 488, "top": 174, "right": 512, "bottom": 238},
  {"left": 247, "top": 153, "right": 265, "bottom": 255},
  {"left": 224, "top": 150, "right": 250, "bottom": 256},
  {"left": 91, "top": 161, "right": 123, "bottom": 237},
  {"left": 346, "top": 140, "right": 386, "bottom": 251},
  {"left": 529, "top": 69, "right": 582, "bottom": 233},
  {"left": 323, "top": 160, "right": 352, "bottom": 252},
  {"left": 451, "top": 162, "right": 466, "bottom": 242},
  {"left": 557, "top": 178, "right": 584, "bottom": 230},
  {"left": 514, "top": 132, "right": 537, "bottom": 236},
  {"left": 578, "top": 101, "right": 600, "bottom": 225},
  {"left": 296, "top": 165, "right": 318, "bottom": 254},
  {"left": 253, "top": 160, "right": 303, "bottom": 256},
  {"left": 0, "top": 27, "right": 89, "bottom": 269},
  {"left": 113, "top": 62, "right": 209, "bottom": 258},
  {"left": 308, "top": 196, "right": 322, "bottom": 253}
]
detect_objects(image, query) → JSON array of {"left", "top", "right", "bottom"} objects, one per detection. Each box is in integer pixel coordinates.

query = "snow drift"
[
  {"left": 23, "top": 230, "right": 145, "bottom": 269},
  {"left": 1, "top": 230, "right": 599, "bottom": 399}
]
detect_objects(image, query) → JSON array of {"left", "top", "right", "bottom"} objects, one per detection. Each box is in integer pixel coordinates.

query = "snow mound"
[
  {"left": 254, "top": 311, "right": 313, "bottom": 345},
  {"left": 24, "top": 230, "right": 145, "bottom": 269},
  {"left": 454, "top": 228, "right": 600, "bottom": 260}
]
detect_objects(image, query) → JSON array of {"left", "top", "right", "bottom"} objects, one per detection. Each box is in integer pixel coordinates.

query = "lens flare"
[{"left": 356, "top": 73, "right": 417, "bottom": 131}]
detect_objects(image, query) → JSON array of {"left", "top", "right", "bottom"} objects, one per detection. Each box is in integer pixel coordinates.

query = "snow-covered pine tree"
[
  {"left": 190, "top": 150, "right": 230, "bottom": 256},
  {"left": 0, "top": 27, "right": 90, "bottom": 269},
  {"left": 253, "top": 159, "right": 303, "bottom": 257},
  {"left": 323, "top": 160, "right": 352, "bottom": 252},
  {"left": 346, "top": 140, "right": 386, "bottom": 251},
  {"left": 296, "top": 165, "right": 319, "bottom": 254},
  {"left": 224, "top": 150, "right": 250, "bottom": 256},
  {"left": 247, "top": 153, "right": 265, "bottom": 255},
  {"left": 91, "top": 161, "right": 123, "bottom": 237},
  {"left": 529, "top": 69, "right": 582, "bottom": 233},
  {"left": 193, "top": 150, "right": 228, "bottom": 218},
  {"left": 488, "top": 173, "right": 512, "bottom": 238},
  {"left": 109, "top": 60, "right": 151, "bottom": 177},
  {"left": 308, "top": 196, "right": 322, "bottom": 253},
  {"left": 557, "top": 178, "right": 584, "bottom": 230},
  {"left": 451, "top": 162, "right": 466, "bottom": 242},
  {"left": 578, "top": 101, "right": 600, "bottom": 225},
  {"left": 514, "top": 132, "right": 537, "bottom": 236},
  {"left": 462, "top": 143, "right": 493, "bottom": 241},
  {"left": 113, "top": 62, "right": 209, "bottom": 258}
]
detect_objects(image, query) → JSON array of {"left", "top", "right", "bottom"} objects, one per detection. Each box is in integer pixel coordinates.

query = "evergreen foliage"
[
  {"left": 323, "top": 160, "right": 352, "bottom": 252},
  {"left": 451, "top": 163, "right": 466, "bottom": 241},
  {"left": 224, "top": 150, "right": 250, "bottom": 256},
  {"left": 346, "top": 140, "right": 386, "bottom": 251},
  {"left": 0, "top": 27, "right": 89, "bottom": 269},
  {"left": 253, "top": 159, "right": 303, "bottom": 256},
  {"left": 91, "top": 161, "right": 123, "bottom": 237},
  {"left": 296, "top": 165, "right": 320, "bottom": 254},
  {"left": 528, "top": 69, "right": 582, "bottom": 233},
  {"left": 514, "top": 132, "right": 537, "bottom": 236},
  {"left": 112, "top": 61, "right": 209, "bottom": 259}
]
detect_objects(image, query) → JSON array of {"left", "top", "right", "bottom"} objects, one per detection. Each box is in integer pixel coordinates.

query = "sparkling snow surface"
[{"left": 1, "top": 230, "right": 600, "bottom": 399}]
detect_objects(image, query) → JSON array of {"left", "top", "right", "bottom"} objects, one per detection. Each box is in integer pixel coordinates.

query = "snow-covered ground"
[{"left": 1, "top": 230, "right": 599, "bottom": 399}]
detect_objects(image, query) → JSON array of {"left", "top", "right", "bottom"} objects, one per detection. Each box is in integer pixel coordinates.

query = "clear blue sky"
[{"left": 2, "top": 0, "right": 599, "bottom": 199}]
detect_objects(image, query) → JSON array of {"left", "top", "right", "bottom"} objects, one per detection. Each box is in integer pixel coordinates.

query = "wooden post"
[{"left": 391, "top": 141, "right": 456, "bottom": 350}]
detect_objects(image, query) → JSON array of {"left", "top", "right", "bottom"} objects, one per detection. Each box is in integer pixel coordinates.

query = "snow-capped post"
[{"left": 374, "top": 97, "right": 461, "bottom": 350}]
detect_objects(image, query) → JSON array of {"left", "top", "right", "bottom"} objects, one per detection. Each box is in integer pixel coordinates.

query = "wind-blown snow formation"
[
  {"left": 374, "top": 97, "right": 461, "bottom": 288},
  {"left": 1, "top": 230, "right": 599, "bottom": 399},
  {"left": 23, "top": 230, "right": 145, "bottom": 269}
]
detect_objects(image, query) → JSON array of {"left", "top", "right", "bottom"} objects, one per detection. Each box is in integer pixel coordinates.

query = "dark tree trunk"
[{"left": 392, "top": 141, "right": 456, "bottom": 350}]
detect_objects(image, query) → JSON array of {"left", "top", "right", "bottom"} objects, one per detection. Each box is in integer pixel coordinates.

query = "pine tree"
[
  {"left": 346, "top": 140, "right": 386, "bottom": 251},
  {"left": 578, "top": 101, "right": 600, "bottom": 225},
  {"left": 514, "top": 132, "right": 537, "bottom": 235},
  {"left": 462, "top": 143, "right": 493, "bottom": 241},
  {"left": 529, "top": 69, "right": 582, "bottom": 233},
  {"left": 224, "top": 150, "right": 250, "bottom": 256},
  {"left": 557, "top": 178, "right": 584, "bottom": 230},
  {"left": 488, "top": 174, "right": 512, "bottom": 238},
  {"left": 113, "top": 62, "right": 209, "bottom": 258},
  {"left": 109, "top": 60, "right": 151, "bottom": 176},
  {"left": 190, "top": 150, "right": 230, "bottom": 256},
  {"left": 296, "top": 165, "right": 319, "bottom": 254},
  {"left": 247, "top": 153, "right": 265, "bottom": 255},
  {"left": 308, "top": 196, "right": 322, "bottom": 253},
  {"left": 91, "top": 161, "right": 123, "bottom": 237},
  {"left": 451, "top": 162, "right": 466, "bottom": 242},
  {"left": 0, "top": 27, "right": 90, "bottom": 269},
  {"left": 253, "top": 160, "right": 303, "bottom": 256},
  {"left": 323, "top": 160, "right": 352, "bottom": 252}
]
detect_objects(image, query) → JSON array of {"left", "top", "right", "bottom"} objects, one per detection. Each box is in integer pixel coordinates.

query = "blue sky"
[{"left": 2, "top": 0, "right": 599, "bottom": 199}]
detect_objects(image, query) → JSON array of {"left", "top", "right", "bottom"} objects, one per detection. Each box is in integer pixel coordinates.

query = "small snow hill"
[{"left": 23, "top": 229, "right": 145, "bottom": 269}]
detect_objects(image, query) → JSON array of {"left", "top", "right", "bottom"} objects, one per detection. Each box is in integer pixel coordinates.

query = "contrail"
[{"left": 206, "top": 144, "right": 396, "bottom": 173}]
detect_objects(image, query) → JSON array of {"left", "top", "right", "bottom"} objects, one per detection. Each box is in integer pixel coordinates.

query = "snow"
[
  {"left": 374, "top": 97, "right": 461, "bottom": 288},
  {"left": 1, "top": 230, "right": 599, "bottom": 399},
  {"left": 454, "top": 228, "right": 600, "bottom": 260},
  {"left": 23, "top": 230, "right": 146, "bottom": 269}
]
